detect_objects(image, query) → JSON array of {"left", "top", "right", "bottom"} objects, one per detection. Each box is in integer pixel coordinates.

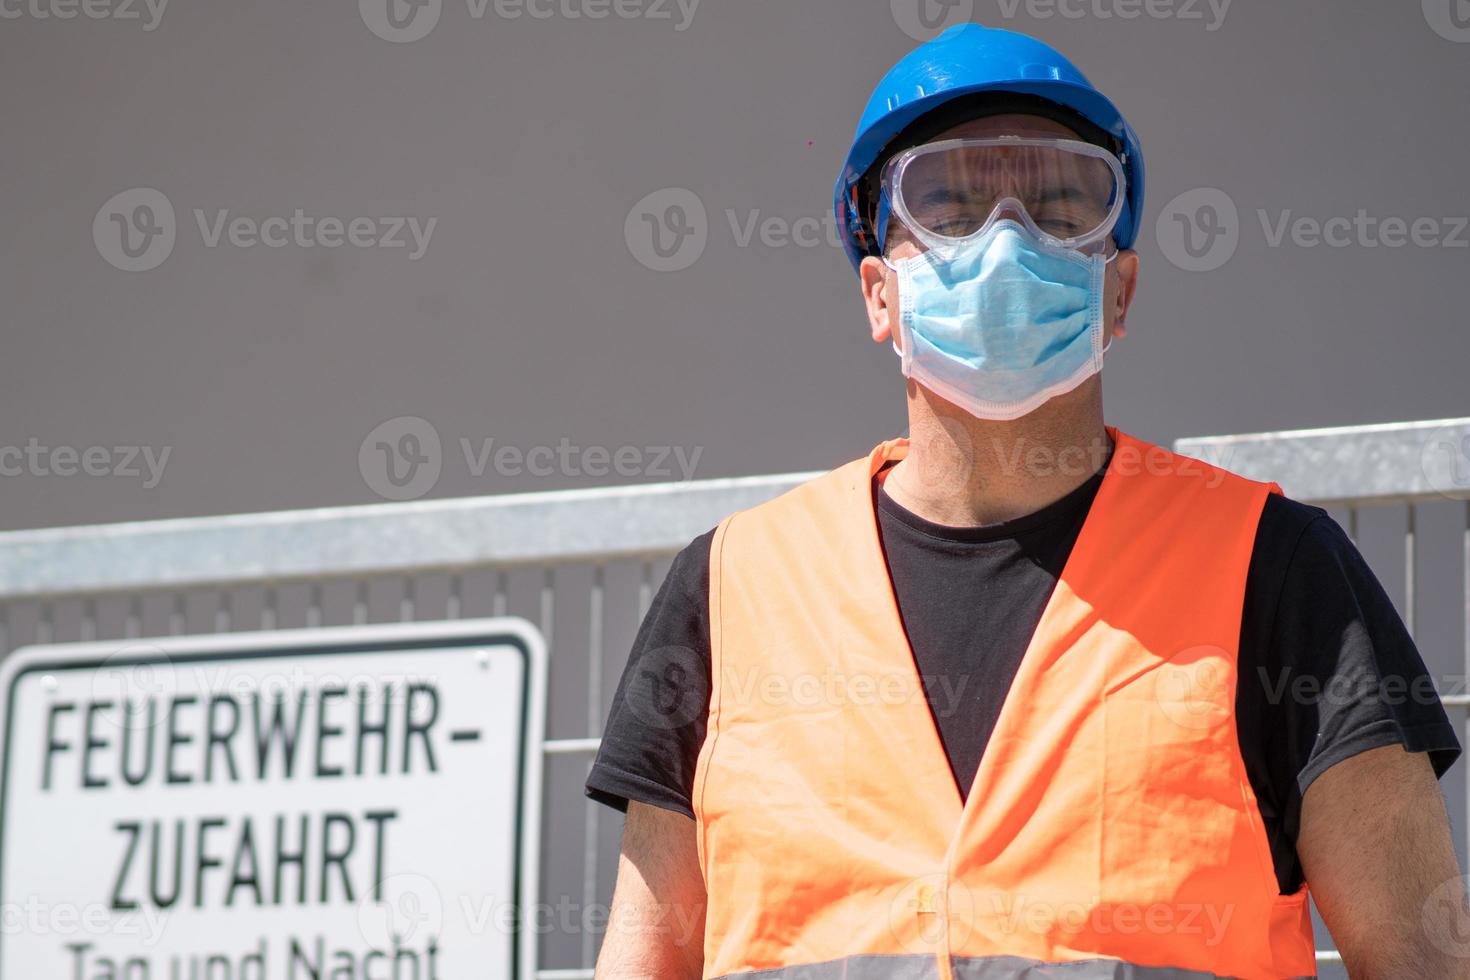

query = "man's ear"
[
  {"left": 1111, "top": 249, "right": 1140, "bottom": 339},
  {"left": 859, "top": 255, "right": 896, "bottom": 345}
]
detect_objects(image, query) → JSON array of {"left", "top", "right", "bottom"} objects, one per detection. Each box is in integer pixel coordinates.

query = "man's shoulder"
[
  {"left": 1254, "top": 492, "right": 1340, "bottom": 566},
  {"left": 1118, "top": 433, "right": 1277, "bottom": 505},
  {"left": 668, "top": 527, "right": 717, "bottom": 590},
  {"left": 718, "top": 448, "right": 876, "bottom": 533}
]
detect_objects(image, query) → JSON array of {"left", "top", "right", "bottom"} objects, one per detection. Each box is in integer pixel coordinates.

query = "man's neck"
[{"left": 881, "top": 379, "right": 1112, "bottom": 528}]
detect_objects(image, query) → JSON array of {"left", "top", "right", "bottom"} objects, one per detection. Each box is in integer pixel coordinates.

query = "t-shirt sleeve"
[
  {"left": 584, "top": 529, "right": 716, "bottom": 819},
  {"left": 1263, "top": 506, "right": 1462, "bottom": 798}
]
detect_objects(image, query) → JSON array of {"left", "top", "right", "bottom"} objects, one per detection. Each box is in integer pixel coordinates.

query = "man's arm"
[
  {"left": 1299, "top": 744, "right": 1469, "bottom": 979},
  {"left": 596, "top": 801, "right": 707, "bottom": 980}
]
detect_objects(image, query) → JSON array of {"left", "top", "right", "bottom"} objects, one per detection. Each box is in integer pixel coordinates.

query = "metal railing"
[{"left": 1, "top": 417, "right": 1467, "bottom": 977}]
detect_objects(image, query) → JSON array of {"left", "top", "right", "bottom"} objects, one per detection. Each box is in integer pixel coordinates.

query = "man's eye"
[
  {"left": 917, "top": 206, "right": 983, "bottom": 236},
  {"left": 1032, "top": 204, "right": 1105, "bottom": 237},
  {"left": 1037, "top": 217, "right": 1085, "bottom": 236},
  {"left": 932, "top": 218, "right": 977, "bottom": 235}
]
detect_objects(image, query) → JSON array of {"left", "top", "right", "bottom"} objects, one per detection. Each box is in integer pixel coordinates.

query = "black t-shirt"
[{"left": 586, "top": 454, "right": 1461, "bottom": 895}]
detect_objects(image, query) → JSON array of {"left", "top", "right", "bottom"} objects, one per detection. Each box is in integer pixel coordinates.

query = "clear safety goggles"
[{"left": 877, "top": 136, "right": 1127, "bottom": 259}]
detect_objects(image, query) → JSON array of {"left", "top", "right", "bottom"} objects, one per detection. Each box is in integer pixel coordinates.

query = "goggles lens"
[{"left": 881, "top": 138, "right": 1125, "bottom": 255}]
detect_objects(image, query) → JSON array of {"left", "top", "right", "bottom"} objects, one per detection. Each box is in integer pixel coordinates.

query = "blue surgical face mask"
[{"left": 888, "top": 220, "right": 1114, "bottom": 421}]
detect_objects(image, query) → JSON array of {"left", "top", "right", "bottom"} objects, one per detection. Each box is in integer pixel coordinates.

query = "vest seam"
[
  {"left": 695, "top": 513, "right": 734, "bottom": 894},
  {"left": 1223, "top": 479, "right": 1300, "bottom": 905},
  {"left": 1160, "top": 461, "right": 1296, "bottom": 933},
  {"left": 1234, "top": 487, "right": 1305, "bottom": 899}
]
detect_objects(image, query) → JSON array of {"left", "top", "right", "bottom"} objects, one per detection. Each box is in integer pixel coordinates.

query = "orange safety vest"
[{"left": 693, "top": 429, "right": 1316, "bottom": 980}]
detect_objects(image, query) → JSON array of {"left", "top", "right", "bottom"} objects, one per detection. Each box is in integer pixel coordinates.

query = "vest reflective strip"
[
  {"left": 950, "top": 956, "right": 1272, "bottom": 979},
  {"left": 712, "top": 954, "right": 1311, "bottom": 980},
  {"left": 712, "top": 953, "right": 938, "bottom": 980}
]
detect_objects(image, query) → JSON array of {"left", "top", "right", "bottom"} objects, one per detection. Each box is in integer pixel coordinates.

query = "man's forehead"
[{"left": 931, "top": 114, "right": 1082, "bottom": 142}]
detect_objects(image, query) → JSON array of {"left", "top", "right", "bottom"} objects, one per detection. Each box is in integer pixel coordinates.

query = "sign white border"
[{"left": 0, "top": 616, "right": 547, "bottom": 980}]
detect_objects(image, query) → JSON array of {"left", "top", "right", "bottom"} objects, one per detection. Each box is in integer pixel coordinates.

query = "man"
[{"left": 587, "top": 24, "right": 1465, "bottom": 980}]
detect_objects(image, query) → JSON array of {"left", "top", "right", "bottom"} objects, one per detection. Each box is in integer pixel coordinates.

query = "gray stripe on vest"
[
  {"left": 715, "top": 954, "right": 1312, "bottom": 980},
  {"left": 951, "top": 955, "right": 1239, "bottom": 978},
  {"left": 713, "top": 953, "right": 939, "bottom": 980}
]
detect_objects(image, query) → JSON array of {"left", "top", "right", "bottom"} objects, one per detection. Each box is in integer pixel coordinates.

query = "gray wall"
[{"left": 2, "top": 0, "right": 1467, "bottom": 531}]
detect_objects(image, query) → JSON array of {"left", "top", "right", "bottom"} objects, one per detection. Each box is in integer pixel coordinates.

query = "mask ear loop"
[
  {"left": 880, "top": 252, "right": 915, "bottom": 375},
  {"left": 876, "top": 157, "right": 914, "bottom": 373},
  {"left": 1096, "top": 247, "right": 1121, "bottom": 363},
  {"left": 874, "top": 161, "right": 915, "bottom": 374}
]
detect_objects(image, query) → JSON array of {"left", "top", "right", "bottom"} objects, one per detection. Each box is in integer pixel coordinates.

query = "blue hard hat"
[{"left": 834, "top": 23, "right": 1145, "bottom": 273}]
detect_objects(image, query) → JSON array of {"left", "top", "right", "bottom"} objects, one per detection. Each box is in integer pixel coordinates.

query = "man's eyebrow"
[
  {"left": 914, "top": 184, "right": 1095, "bottom": 207},
  {"left": 915, "top": 187, "right": 965, "bottom": 205},
  {"left": 1030, "top": 184, "right": 1106, "bottom": 207}
]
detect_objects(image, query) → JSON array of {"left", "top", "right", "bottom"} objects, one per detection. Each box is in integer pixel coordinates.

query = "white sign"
[{"left": 0, "top": 618, "right": 546, "bottom": 980}]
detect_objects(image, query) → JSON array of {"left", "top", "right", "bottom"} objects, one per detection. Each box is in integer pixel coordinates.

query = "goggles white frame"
[{"left": 879, "top": 136, "right": 1127, "bottom": 259}]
